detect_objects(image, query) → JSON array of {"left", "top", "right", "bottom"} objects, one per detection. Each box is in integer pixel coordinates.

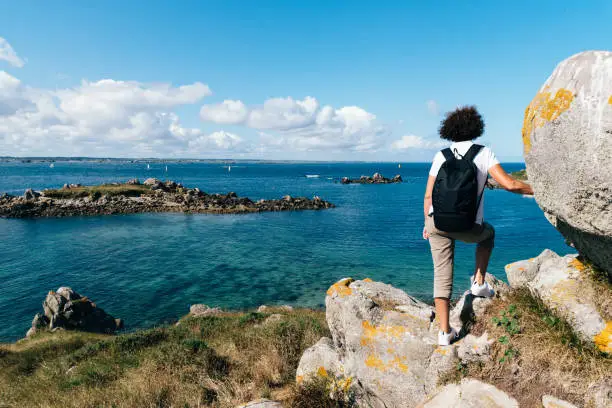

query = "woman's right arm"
[{"left": 488, "top": 164, "right": 534, "bottom": 195}]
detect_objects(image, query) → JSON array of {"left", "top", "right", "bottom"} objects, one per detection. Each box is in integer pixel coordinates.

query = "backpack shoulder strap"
[
  {"left": 441, "top": 148, "right": 454, "bottom": 161},
  {"left": 463, "top": 144, "right": 483, "bottom": 162}
]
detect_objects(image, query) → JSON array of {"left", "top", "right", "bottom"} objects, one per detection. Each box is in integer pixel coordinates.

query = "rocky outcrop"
[
  {"left": 26, "top": 287, "right": 123, "bottom": 337},
  {"left": 506, "top": 250, "right": 611, "bottom": 353},
  {"left": 189, "top": 304, "right": 222, "bottom": 317},
  {"left": 296, "top": 276, "right": 506, "bottom": 407},
  {"left": 522, "top": 51, "right": 612, "bottom": 276},
  {"left": 421, "top": 379, "right": 519, "bottom": 407},
  {"left": 0, "top": 180, "right": 335, "bottom": 218},
  {"left": 585, "top": 378, "right": 612, "bottom": 408},
  {"left": 341, "top": 173, "right": 403, "bottom": 184}
]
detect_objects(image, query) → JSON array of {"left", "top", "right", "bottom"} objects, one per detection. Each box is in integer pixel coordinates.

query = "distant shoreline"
[{"left": 0, "top": 157, "right": 527, "bottom": 165}]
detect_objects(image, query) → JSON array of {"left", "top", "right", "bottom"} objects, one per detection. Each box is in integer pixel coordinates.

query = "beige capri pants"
[{"left": 426, "top": 215, "right": 495, "bottom": 299}]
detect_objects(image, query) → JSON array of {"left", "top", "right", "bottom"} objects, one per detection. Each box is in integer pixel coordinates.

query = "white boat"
[
  {"left": 228, "top": 165, "right": 231, "bottom": 172},
  {"left": 147, "top": 163, "right": 150, "bottom": 170},
  {"left": 165, "top": 165, "right": 168, "bottom": 172},
  {"left": 305, "top": 174, "right": 320, "bottom": 178},
  {"left": 398, "top": 163, "right": 401, "bottom": 169},
  {"left": 49, "top": 163, "right": 54, "bottom": 168}
]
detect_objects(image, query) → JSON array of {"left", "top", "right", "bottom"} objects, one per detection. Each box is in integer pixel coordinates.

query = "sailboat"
[
  {"left": 228, "top": 165, "right": 231, "bottom": 172},
  {"left": 147, "top": 163, "right": 150, "bottom": 170},
  {"left": 398, "top": 163, "right": 401, "bottom": 169},
  {"left": 49, "top": 163, "right": 54, "bottom": 168},
  {"left": 165, "top": 165, "right": 168, "bottom": 172}
]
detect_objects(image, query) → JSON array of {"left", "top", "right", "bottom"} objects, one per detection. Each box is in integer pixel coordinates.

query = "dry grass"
[
  {"left": 0, "top": 309, "right": 330, "bottom": 408},
  {"left": 447, "top": 288, "right": 611, "bottom": 407},
  {"left": 42, "top": 184, "right": 152, "bottom": 199}
]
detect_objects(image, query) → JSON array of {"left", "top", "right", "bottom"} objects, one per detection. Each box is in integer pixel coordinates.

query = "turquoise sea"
[{"left": 0, "top": 161, "right": 570, "bottom": 342}]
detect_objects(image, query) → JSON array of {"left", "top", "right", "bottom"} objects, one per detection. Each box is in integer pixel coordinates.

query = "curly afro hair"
[{"left": 438, "top": 106, "right": 485, "bottom": 142}]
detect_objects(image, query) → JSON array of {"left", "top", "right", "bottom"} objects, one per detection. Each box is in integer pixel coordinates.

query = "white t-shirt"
[{"left": 428, "top": 141, "right": 499, "bottom": 224}]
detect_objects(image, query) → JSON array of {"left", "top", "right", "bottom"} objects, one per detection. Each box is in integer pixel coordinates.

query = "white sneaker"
[
  {"left": 438, "top": 327, "right": 458, "bottom": 346},
  {"left": 470, "top": 280, "right": 494, "bottom": 298}
]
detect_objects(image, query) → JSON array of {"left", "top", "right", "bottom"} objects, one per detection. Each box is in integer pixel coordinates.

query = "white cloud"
[
  {"left": 0, "top": 70, "right": 249, "bottom": 157},
  {"left": 390, "top": 134, "right": 445, "bottom": 150},
  {"left": 426, "top": 99, "right": 439, "bottom": 116},
  {"left": 200, "top": 96, "right": 386, "bottom": 152},
  {"left": 199, "top": 99, "right": 248, "bottom": 124},
  {"left": 0, "top": 38, "right": 25, "bottom": 68}
]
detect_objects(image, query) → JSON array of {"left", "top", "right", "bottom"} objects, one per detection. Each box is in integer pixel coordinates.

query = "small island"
[
  {"left": 341, "top": 172, "right": 403, "bottom": 184},
  {"left": 0, "top": 178, "right": 335, "bottom": 218}
]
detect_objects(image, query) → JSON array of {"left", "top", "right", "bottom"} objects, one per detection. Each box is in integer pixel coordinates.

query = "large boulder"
[
  {"left": 27, "top": 287, "right": 123, "bottom": 337},
  {"left": 421, "top": 379, "right": 519, "bottom": 408},
  {"left": 506, "top": 250, "right": 611, "bottom": 353},
  {"left": 522, "top": 51, "right": 612, "bottom": 276},
  {"left": 297, "top": 277, "right": 505, "bottom": 407}
]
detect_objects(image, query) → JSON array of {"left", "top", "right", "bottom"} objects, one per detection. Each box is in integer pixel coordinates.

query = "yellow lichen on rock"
[
  {"left": 522, "top": 88, "right": 574, "bottom": 154},
  {"left": 326, "top": 278, "right": 354, "bottom": 298},
  {"left": 317, "top": 366, "right": 328, "bottom": 378},
  {"left": 363, "top": 278, "right": 373, "bottom": 282},
  {"left": 360, "top": 320, "right": 407, "bottom": 346},
  {"left": 609, "top": 95, "right": 612, "bottom": 105},
  {"left": 569, "top": 258, "right": 586, "bottom": 272},
  {"left": 593, "top": 321, "right": 612, "bottom": 353},
  {"left": 364, "top": 353, "right": 408, "bottom": 372}
]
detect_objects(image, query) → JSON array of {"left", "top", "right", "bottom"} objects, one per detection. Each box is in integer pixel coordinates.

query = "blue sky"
[{"left": 0, "top": 1, "right": 610, "bottom": 161}]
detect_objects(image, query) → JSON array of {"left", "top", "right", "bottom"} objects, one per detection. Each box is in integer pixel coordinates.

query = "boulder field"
[
  {"left": 296, "top": 276, "right": 610, "bottom": 407},
  {"left": 522, "top": 50, "right": 612, "bottom": 277}
]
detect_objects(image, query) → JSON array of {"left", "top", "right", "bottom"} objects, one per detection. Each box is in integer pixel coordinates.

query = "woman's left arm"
[{"left": 423, "top": 175, "right": 436, "bottom": 239}]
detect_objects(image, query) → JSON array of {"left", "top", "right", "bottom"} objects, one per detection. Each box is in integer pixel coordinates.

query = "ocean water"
[{"left": 0, "top": 161, "right": 570, "bottom": 342}]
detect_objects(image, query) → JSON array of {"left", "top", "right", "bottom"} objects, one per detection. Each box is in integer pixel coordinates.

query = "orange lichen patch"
[
  {"left": 522, "top": 88, "right": 574, "bottom": 154},
  {"left": 296, "top": 375, "right": 304, "bottom": 384},
  {"left": 434, "top": 347, "right": 449, "bottom": 356},
  {"left": 317, "top": 366, "right": 328, "bottom": 378},
  {"left": 365, "top": 353, "right": 408, "bottom": 372},
  {"left": 326, "top": 278, "right": 354, "bottom": 298},
  {"left": 569, "top": 258, "right": 586, "bottom": 272},
  {"left": 609, "top": 95, "right": 612, "bottom": 105},
  {"left": 365, "top": 354, "right": 385, "bottom": 370},
  {"left": 363, "top": 278, "right": 373, "bottom": 282},
  {"left": 593, "top": 321, "right": 612, "bottom": 353},
  {"left": 360, "top": 321, "right": 407, "bottom": 346}
]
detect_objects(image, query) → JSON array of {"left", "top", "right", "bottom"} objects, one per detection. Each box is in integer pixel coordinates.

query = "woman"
[{"left": 423, "top": 106, "right": 533, "bottom": 346}]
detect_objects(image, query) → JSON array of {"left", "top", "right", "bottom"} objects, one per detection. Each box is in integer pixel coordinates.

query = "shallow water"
[{"left": 0, "top": 161, "right": 570, "bottom": 341}]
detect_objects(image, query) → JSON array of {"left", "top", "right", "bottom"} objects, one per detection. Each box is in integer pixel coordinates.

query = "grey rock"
[
  {"left": 23, "top": 188, "right": 38, "bottom": 200},
  {"left": 257, "top": 304, "right": 293, "bottom": 313},
  {"left": 126, "top": 178, "right": 140, "bottom": 185},
  {"left": 542, "top": 395, "right": 579, "bottom": 408},
  {"left": 236, "top": 400, "right": 282, "bottom": 408},
  {"left": 296, "top": 337, "right": 344, "bottom": 383},
  {"left": 456, "top": 333, "right": 493, "bottom": 364},
  {"left": 585, "top": 378, "right": 612, "bottom": 408},
  {"left": 506, "top": 250, "right": 610, "bottom": 353},
  {"left": 29, "top": 287, "right": 122, "bottom": 337},
  {"left": 143, "top": 178, "right": 160, "bottom": 186},
  {"left": 297, "top": 277, "right": 498, "bottom": 407},
  {"left": 421, "top": 379, "right": 519, "bottom": 407},
  {"left": 523, "top": 51, "right": 612, "bottom": 277},
  {"left": 189, "top": 304, "right": 222, "bottom": 317}
]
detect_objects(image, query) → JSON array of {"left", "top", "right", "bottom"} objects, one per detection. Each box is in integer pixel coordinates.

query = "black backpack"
[{"left": 432, "top": 144, "right": 484, "bottom": 232}]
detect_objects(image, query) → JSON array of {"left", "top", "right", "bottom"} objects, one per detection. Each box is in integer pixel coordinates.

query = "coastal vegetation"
[
  {"left": 42, "top": 184, "right": 153, "bottom": 199},
  {"left": 0, "top": 308, "right": 331, "bottom": 407},
  {"left": 443, "top": 287, "right": 611, "bottom": 406}
]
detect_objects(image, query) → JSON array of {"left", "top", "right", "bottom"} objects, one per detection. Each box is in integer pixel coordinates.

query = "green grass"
[
  {"left": 42, "top": 184, "right": 153, "bottom": 199},
  {"left": 0, "top": 309, "right": 330, "bottom": 407}
]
